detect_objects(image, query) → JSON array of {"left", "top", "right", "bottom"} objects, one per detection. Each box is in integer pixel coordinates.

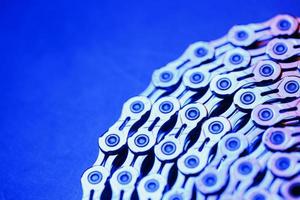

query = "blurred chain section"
[{"left": 81, "top": 15, "right": 300, "bottom": 200}]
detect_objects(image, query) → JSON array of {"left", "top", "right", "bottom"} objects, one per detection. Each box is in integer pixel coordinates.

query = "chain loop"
[{"left": 82, "top": 15, "right": 300, "bottom": 200}]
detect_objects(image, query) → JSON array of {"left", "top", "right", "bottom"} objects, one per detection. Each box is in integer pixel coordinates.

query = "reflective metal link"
[{"left": 82, "top": 14, "right": 300, "bottom": 200}]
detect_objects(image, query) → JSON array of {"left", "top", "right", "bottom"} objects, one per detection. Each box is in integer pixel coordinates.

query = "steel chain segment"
[
  {"left": 141, "top": 14, "right": 300, "bottom": 101},
  {"left": 81, "top": 15, "right": 300, "bottom": 200}
]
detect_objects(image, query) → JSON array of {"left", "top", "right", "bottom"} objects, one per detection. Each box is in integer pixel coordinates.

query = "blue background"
[{"left": 0, "top": 0, "right": 299, "bottom": 199}]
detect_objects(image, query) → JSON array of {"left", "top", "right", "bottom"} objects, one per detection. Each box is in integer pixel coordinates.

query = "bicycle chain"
[{"left": 81, "top": 14, "right": 300, "bottom": 200}]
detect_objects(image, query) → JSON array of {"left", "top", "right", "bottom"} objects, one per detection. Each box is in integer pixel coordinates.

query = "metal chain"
[{"left": 81, "top": 14, "right": 300, "bottom": 200}]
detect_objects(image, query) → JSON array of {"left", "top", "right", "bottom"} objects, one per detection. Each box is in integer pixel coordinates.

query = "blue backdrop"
[{"left": 0, "top": 0, "right": 299, "bottom": 199}]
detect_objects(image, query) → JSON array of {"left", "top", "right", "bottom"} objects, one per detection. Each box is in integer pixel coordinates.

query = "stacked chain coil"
[{"left": 81, "top": 15, "right": 300, "bottom": 200}]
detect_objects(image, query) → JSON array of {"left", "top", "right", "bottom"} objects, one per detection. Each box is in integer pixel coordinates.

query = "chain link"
[{"left": 81, "top": 14, "right": 300, "bottom": 200}]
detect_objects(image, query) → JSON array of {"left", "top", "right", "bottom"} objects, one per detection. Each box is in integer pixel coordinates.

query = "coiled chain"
[{"left": 81, "top": 14, "right": 300, "bottom": 200}]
